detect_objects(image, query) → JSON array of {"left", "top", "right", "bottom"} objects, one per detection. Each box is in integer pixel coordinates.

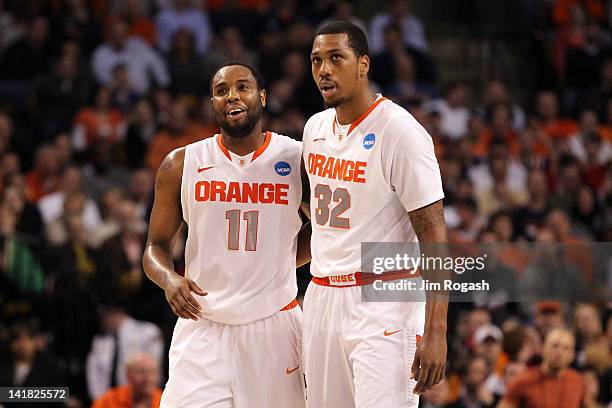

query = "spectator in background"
[
  {"left": 109, "top": 0, "right": 157, "bottom": 46},
  {"left": 512, "top": 170, "right": 551, "bottom": 241},
  {"left": 3, "top": 184, "right": 43, "bottom": 239},
  {"left": 109, "top": 65, "right": 140, "bottom": 113},
  {"left": 38, "top": 166, "right": 102, "bottom": 233},
  {"left": 499, "top": 327, "right": 585, "bottom": 408},
  {"left": 145, "top": 100, "right": 202, "bottom": 172},
  {"left": 0, "top": 204, "right": 45, "bottom": 295},
  {"left": 72, "top": 86, "right": 126, "bottom": 154},
  {"left": 582, "top": 366, "right": 605, "bottom": 408},
  {"left": 156, "top": 0, "right": 212, "bottom": 55},
  {"left": 82, "top": 141, "right": 130, "bottom": 203},
  {"left": 425, "top": 82, "right": 470, "bottom": 140},
  {"left": 92, "top": 353, "right": 162, "bottom": 408},
  {"left": 370, "top": 0, "right": 429, "bottom": 54},
  {"left": 477, "top": 80, "right": 527, "bottom": 131},
  {"left": 34, "top": 54, "right": 91, "bottom": 140},
  {"left": 45, "top": 191, "right": 97, "bottom": 247},
  {"left": 0, "top": 320, "right": 66, "bottom": 388},
  {"left": 420, "top": 379, "right": 450, "bottom": 408},
  {"left": 568, "top": 109, "right": 612, "bottom": 165},
  {"left": 473, "top": 325, "right": 505, "bottom": 394},
  {"left": 124, "top": 100, "right": 158, "bottom": 169},
  {"left": 446, "top": 355, "right": 499, "bottom": 408},
  {"left": 128, "top": 169, "right": 153, "bottom": 219},
  {"left": 533, "top": 302, "right": 565, "bottom": 339},
  {"left": 320, "top": 1, "right": 368, "bottom": 35},
  {"left": 0, "top": 16, "right": 52, "bottom": 81},
  {"left": 86, "top": 304, "right": 164, "bottom": 401},
  {"left": 574, "top": 304, "right": 604, "bottom": 363},
  {"left": 535, "top": 90, "right": 579, "bottom": 140},
  {"left": 25, "top": 145, "right": 61, "bottom": 203},
  {"left": 166, "top": 28, "right": 214, "bottom": 97},
  {"left": 208, "top": 27, "right": 258, "bottom": 68},
  {"left": 91, "top": 18, "right": 169, "bottom": 95},
  {"left": 99, "top": 198, "right": 146, "bottom": 305}
]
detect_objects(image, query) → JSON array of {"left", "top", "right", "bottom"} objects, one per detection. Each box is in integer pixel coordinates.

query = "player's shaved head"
[{"left": 210, "top": 62, "right": 264, "bottom": 95}]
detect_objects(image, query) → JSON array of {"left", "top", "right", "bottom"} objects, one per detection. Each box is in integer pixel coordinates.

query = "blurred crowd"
[{"left": 0, "top": 0, "right": 611, "bottom": 407}]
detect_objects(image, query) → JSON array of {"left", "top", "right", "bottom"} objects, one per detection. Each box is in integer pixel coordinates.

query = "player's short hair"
[
  {"left": 209, "top": 62, "right": 264, "bottom": 94},
  {"left": 315, "top": 21, "right": 369, "bottom": 57}
]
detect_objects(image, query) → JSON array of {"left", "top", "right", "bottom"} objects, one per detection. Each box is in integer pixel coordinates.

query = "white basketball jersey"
[
  {"left": 181, "top": 132, "right": 302, "bottom": 324},
  {"left": 303, "top": 96, "right": 444, "bottom": 278}
]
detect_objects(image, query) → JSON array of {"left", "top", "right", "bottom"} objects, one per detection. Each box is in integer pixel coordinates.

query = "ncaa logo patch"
[
  {"left": 274, "top": 161, "right": 292, "bottom": 176},
  {"left": 363, "top": 133, "right": 376, "bottom": 150}
]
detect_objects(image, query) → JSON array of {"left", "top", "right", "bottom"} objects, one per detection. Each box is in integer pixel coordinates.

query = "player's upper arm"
[
  {"left": 382, "top": 115, "right": 444, "bottom": 213},
  {"left": 146, "top": 148, "right": 185, "bottom": 249}
]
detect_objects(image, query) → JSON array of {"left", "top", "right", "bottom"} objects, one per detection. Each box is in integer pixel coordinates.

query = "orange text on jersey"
[
  {"left": 195, "top": 181, "right": 290, "bottom": 205},
  {"left": 307, "top": 153, "right": 366, "bottom": 183}
]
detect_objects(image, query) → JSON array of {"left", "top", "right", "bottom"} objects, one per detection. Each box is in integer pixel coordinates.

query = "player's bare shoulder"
[{"left": 155, "top": 147, "right": 186, "bottom": 193}]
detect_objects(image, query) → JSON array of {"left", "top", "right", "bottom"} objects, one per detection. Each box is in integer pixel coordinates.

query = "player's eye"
[
  {"left": 332, "top": 54, "right": 342, "bottom": 61},
  {"left": 312, "top": 57, "right": 321, "bottom": 64},
  {"left": 239, "top": 84, "right": 249, "bottom": 90},
  {"left": 216, "top": 88, "right": 226, "bottom": 95}
]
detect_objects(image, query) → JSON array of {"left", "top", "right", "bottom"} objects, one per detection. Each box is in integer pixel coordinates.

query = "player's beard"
[
  {"left": 217, "top": 103, "right": 262, "bottom": 139},
  {"left": 324, "top": 96, "right": 344, "bottom": 109}
]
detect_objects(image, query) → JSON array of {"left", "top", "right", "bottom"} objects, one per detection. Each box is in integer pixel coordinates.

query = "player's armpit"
[{"left": 296, "top": 221, "right": 312, "bottom": 267}]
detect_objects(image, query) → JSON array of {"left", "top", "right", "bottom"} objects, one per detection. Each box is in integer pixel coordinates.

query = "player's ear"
[
  {"left": 260, "top": 89, "right": 267, "bottom": 108},
  {"left": 359, "top": 55, "right": 370, "bottom": 78}
]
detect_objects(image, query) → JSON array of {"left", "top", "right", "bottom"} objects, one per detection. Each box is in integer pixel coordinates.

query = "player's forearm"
[
  {"left": 143, "top": 242, "right": 177, "bottom": 290},
  {"left": 296, "top": 221, "right": 312, "bottom": 267},
  {"left": 408, "top": 200, "right": 449, "bottom": 333}
]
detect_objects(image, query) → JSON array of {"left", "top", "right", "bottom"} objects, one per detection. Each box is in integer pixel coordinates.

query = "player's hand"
[
  {"left": 164, "top": 273, "right": 207, "bottom": 320},
  {"left": 410, "top": 329, "right": 447, "bottom": 395}
]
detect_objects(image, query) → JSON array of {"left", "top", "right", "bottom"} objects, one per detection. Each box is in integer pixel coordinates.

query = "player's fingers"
[
  {"left": 173, "top": 298, "right": 198, "bottom": 320},
  {"left": 180, "top": 286, "right": 202, "bottom": 314},
  {"left": 413, "top": 364, "right": 431, "bottom": 395},
  {"left": 410, "top": 351, "right": 420, "bottom": 379},
  {"left": 188, "top": 279, "right": 207, "bottom": 296},
  {"left": 434, "top": 363, "right": 446, "bottom": 385},
  {"left": 177, "top": 295, "right": 200, "bottom": 318},
  {"left": 169, "top": 302, "right": 190, "bottom": 320}
]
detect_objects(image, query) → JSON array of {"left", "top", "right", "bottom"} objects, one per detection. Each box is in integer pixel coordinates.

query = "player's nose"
[
  {"left": 319, "top": 59, "right": 333, "bottom": 77},
  {"left": 226, "top": 86, "right": 240, "bottom": 102}
]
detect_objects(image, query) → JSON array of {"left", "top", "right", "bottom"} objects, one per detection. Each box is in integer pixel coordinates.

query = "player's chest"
[{"left": 305, "top": 131, "right": 380, "bottom": 186}]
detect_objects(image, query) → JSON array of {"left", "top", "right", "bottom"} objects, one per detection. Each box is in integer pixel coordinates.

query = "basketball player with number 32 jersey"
[{"left": 302, "top": 22, "right": 448, "bottom": 408}]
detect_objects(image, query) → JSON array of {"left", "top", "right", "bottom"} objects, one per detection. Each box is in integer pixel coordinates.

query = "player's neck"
[
  {"left": 220, "top": 127, "right": 265, "bottom": 156},
  {"left": 335, "top": 87, "right": 377, "bottom": 125}
]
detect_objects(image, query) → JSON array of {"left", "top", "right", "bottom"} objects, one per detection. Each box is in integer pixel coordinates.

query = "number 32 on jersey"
[{"left": 314, "top": 184, "right": 350, "bottom": 229}]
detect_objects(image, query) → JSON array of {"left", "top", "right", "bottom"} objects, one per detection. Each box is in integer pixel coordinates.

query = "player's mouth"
[
  {"left": 226, "top": 106, "right": 247, "bottom": 120},
  {"left": 319, "top": 81, "right": 338, "bottom": 98}
]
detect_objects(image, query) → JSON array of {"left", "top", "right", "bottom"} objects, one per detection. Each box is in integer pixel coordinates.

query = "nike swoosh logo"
[
  {"left": 285, "top": 366, "right": 299, "bottom": 374},
  {"left": 384, "top": 330, "right": 401, "bottom": 337},
  {"left": 313, "top": 138, "right": 326, "bottom": 142},
  {"left": 198, "top": 165, "right": 215, "bottom": 173}
]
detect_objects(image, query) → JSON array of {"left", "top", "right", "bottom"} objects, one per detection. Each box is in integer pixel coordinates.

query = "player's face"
[
  {"left": 211, "top": 66, "right": 266, "bottom": 138},
  {"left": 311, "top": 33, "right": 365, "bottom": 108}
]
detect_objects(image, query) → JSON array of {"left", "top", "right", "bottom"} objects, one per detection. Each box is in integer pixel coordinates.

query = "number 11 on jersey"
[{"left": 225, "top": 210, "right": 259, "bottom": 251}]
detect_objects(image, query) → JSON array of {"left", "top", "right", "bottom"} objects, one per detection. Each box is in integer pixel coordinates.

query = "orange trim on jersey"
[
  {"left": 280, "top": 299, "right": 298, "bottom": 311},
  {"left": 216, "top": 131, "right": 272, "bottom": 162},
  {"left": 332, "top": 97, "right": 388, "bottom": 137},
  {"left": 252, "top": 131, "right": 272, "bottom": 161},
  {"left": 216, "top": 134, "right": 232, "bottom": 161},
  {"left": 311, "top": 269, "right": 420, "bottom": 287}
]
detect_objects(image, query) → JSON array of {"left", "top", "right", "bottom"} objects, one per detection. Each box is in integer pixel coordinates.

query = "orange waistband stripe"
[
  {"left": 311, "top": 269, "right": 420, "bottom": 287},
  {"left": 280, "top": 299, "right": 298, "bottom": 311}
]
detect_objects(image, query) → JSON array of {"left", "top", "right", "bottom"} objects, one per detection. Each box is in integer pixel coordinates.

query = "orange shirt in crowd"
[
  {"left": 553, "top": 0, "right": 605, "bottom": 28},
  {"left": 503, "top": 366, "right": 584, "bottom": 408},
  {"left": 105, "top": 15, "right": 157, "bottom": 46},
  {"left": 541, "top": 119, "right": 578, "bottom": 140},
  {"left": 25, "top": 170, "right": 59, "bottom": 203},
  {"left": 145, "top": 123, "right": 211, "bottom": 172},
  {"left": 91, "top": 385, "right": 162, "bottom": 408},
  {"left": 73, "top": 108, "right": 125, "bottom": 149},
  {"left": 472, "top": 129, "right": 521, "bottom": 158}
]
